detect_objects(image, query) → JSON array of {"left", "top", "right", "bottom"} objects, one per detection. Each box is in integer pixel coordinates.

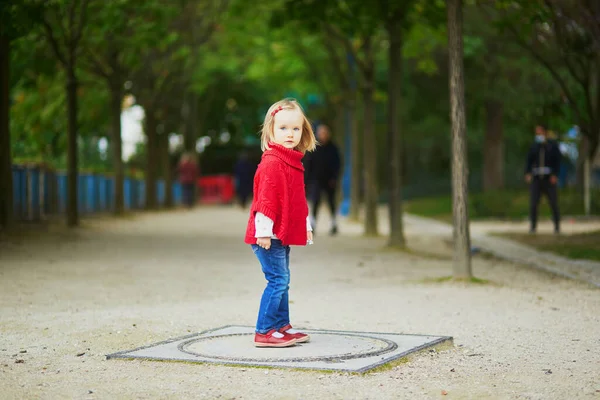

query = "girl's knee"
[{"left": 268, "top": 277, "right": 289, "bottom": 292}]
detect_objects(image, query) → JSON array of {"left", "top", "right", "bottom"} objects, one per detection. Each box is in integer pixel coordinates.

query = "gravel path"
[{"left": 1, "top": 207, "right": 598, "bottom": 399}]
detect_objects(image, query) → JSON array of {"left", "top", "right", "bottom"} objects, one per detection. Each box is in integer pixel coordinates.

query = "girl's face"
[{"left": 272, "top": 108, "right": 303, "bottom": 149}]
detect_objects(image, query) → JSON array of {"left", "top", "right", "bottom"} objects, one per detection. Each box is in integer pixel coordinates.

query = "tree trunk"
[
  {"left": 0, "top": 36, "right": 12, "bottom": 230},
  {"left": 66, "top": 66, "right": 79, "bottom": 227},
  {"left": 109, "top": 82, "right": 124, "bottom": 215},
  {"left": 349, "top": 93, "right": 361, "bottom": 221},
  {"left": 362, "top": 41, "right": 378, "bottom": 236},
  {"left": 144, "top": 109, "right": 159, "bottom": 210},
  {"left": 483, "top": 99, "right": 504, "bottom": 191},
  {"left": 161, "top": 131, "right": 174, "bottom": 208},
  {"left": 184, "top": 91, "right": 199, "bottom": 152},
  {"left": 334, "top": 100, "right": 345, "bottom": 147},
  {"left": 387, "top": 19, "right": 406, "bottom": 248},
  {"left": 334, "top": 99, "right": 345, "bottom": 206},
  {"left": 447, "top": 0, "right": 472, "bottom": 278}
]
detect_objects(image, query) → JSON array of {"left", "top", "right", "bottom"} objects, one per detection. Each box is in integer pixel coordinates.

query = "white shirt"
[{"left": 254, "top": 212, "right": 312, "bottom": 239}]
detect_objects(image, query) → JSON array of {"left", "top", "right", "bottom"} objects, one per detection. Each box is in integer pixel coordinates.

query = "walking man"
[
  {"left": 305, "top": 124, "right": 341, "bottom": 235},
  {"left": 525, "top": 124, "right": 561, "bottom": 234}
]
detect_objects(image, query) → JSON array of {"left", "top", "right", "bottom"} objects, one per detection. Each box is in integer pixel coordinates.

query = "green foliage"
[
  {"left": 0, "top": 1, "right": 45, "bottom": 39},
  {"left": 5, "top": 0, "right": 597, "bottom": 191},
  {"left": 403, "top": 22, "right": 445, "bottom": 74},
  {"left": 10, "top": 65, "right": 111, "bottom": 170},
  {"left": 478, "top": 0, "right": 600, "bottom": 152}
]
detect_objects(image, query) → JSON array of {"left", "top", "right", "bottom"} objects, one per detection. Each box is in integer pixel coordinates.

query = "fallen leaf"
[
  {"left": 15, "top": 360, "right": 24, "bottom": 364},
  {"left": 441, "top": 390, "right": 448, "bottom": 395},
  {"left": 76, "top": 352, "right": 86, "bottom": 357},
  {"left": 450, "top": 368, "right": 455, "bottom": 372}
]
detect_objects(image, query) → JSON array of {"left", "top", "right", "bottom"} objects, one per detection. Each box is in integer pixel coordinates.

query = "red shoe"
[
  {"left": 278, "top": 324, "right": 310, "bottom": 343},
  {"left": 254, "top": 329, "right": 297, "bottom": 348}
]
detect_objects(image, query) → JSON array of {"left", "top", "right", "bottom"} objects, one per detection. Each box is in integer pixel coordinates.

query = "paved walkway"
[{"left": 0, "top": 206, "right": 598, "bottom": 399}]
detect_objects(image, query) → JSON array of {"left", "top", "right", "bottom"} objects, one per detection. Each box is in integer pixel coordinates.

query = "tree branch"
[
  {"left": 479, "top": 4, "right": 590, "bottom": 131},
  {"left": 41, "top": 16, "right": 67, "bottom": 66},
  {"left": 292, "top": 38, "right": 334, "bottom": 97},
  {"left": 322, "top": 27, "right": 350, "bottom": 91},
  {"left": 84, "top": 47, "right": 110, "bottom": 79},
  {"left": 501, "top": 14, "right": 585, "bottom": 128},
  {"left": 73, "top": 0, "right": 90, "bottom": 48},
  {"left": 67, "top": 0, "right": 77, "bottom": 47},
  {"left": 323, "top": 23, "right": 368, "bottom": 75},
  {"left": 542, "top": 0, "right": 587, "bottom": 87}
]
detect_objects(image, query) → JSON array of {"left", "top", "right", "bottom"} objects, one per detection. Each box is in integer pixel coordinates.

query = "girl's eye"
[{"left": 294, "top": 128, "right": 300, "bottom": 131}]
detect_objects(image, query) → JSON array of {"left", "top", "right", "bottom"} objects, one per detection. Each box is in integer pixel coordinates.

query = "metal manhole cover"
[
  {"left": 179, "top": 332, "right": 397, "bottom": 362},
  {"left": 107, "top": 325, "right": 452, "bottom": 373}
]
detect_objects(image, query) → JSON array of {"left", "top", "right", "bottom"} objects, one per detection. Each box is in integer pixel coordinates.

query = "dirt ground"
[{"left": 1, "top": 206, "right": 598, "bottom": 399}]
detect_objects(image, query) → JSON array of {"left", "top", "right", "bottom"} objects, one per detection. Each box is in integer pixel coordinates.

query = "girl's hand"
[
  {"left": 256, "top": 237, "right": 271, "bottom": 250},
  {"left": 307, "top": 231, "right": 313, "bottom": 245}
]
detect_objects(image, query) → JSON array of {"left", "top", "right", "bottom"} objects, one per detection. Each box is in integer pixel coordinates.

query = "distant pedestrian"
[
  {"left": 244, "top": 98, "right": 316, "bottom": 348},
  {"left": 304, "top": 124, "right": 341, "bottom": 235},
  {"left": 525, "top": 124, "right": 561, "bottom": 234},
  {"left": 233, "top": 151, "right": 256, "bottom": 209},
  {"left": 177, "top": 152, "right": 198, "bottom": 208}
]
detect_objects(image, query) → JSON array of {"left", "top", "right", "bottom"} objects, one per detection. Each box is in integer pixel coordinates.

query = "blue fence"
[{"left": 11, "top": 165, "right": 183, "bottom": 221}]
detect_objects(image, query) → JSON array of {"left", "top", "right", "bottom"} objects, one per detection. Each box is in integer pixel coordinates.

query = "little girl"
[{"left": 244, "top": 98, "right": 317, "bottom": 348}]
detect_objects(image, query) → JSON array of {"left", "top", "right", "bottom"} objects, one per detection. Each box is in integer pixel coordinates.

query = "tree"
[
  {"left": 290, "top": 25, "right": 362, "bottom": 221},
  {"left": 40, "top": 0, "right": 90, "bottom": 226},
  {"left": 0, "top": 2, "right": 43, "bottom": 230},
  {"left": 83, "top": 0, "right": 175, "bottom": 215},
  {"left": 380, "top": 1, "right": 417, "bottom": 248},
  {"left": 447, "top": 0, "right": 472, "bottom": 278},
  {"left": 323, "top": 20, "right": 381, "bottom": 236},
  {"left": 179, "top": 0, "right": 229, "bottom": 153},
  {"left": 482, "top": 0, "right": 600, "bottom": 214},
  {"left": 0, "top": 20, "right": 11, "bottom": 231},
  {"left": 275, "top": 0, "right": 382, "bottom": 236},
  {"left": 131, "top": 29, "right": 186, "bottom": 209}
]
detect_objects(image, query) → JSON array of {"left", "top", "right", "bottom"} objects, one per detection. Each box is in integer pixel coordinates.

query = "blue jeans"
[{"left": 251, "top": 240, "right": 291, "bottom": 334}]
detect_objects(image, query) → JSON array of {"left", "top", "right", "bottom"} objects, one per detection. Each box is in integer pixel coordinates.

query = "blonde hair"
[{"left": 260, "top": 98, "right": 317, "bottom": 153}]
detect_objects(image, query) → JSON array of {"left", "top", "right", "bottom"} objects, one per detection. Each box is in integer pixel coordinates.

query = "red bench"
[{"left": 197, "top": 175, "right": 235, "bottom": 204}]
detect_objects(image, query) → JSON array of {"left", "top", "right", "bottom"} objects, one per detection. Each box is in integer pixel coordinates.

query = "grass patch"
[
  {"left": 405, "top": 188, "right": 600, "bottom": 221},
  {"left": 364, "top": 356, "right": 410, "bottom": 373},
  {"left": 358, "top": 337, "right": 454, "bottom": 374},
  {"left": 498, "top": 230, "right": 600, "bottom": 262}
]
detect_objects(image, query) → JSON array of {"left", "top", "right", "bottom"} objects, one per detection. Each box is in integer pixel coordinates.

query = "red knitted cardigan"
[{"left": 244, "top": 143, "right": 308, "bottom": 246}]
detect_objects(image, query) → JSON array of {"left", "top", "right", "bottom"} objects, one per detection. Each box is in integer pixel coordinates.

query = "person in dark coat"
[
  {"left": 233, "top": 151, "right": 256, "bottom": 208},
  {"left": 177, "top": 152, "right": 199, "bottom": 208},
  {"left": 525, "top": 124, "right": 561, "bottom": 234},
  {"left": 304, "top": 124, "right": 341, "bottom": 235}
]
